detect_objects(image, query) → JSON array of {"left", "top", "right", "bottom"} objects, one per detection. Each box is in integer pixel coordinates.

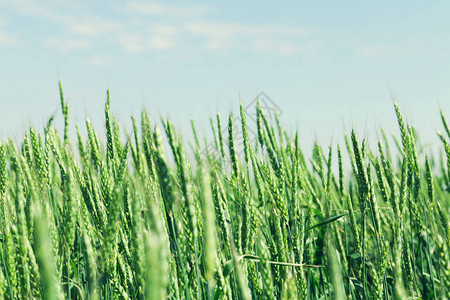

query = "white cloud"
[
  {"left": 0, "top": 11, "right": 15, "bottom": 46},
  {"left": 0, "top": 31, "right": 15, "bottom": 46},
  {"left": 185, "top": 21, "right": 313, "bottom": 55},
  {"left": 117, "top": 33, "right": 145, "bottom": 53},
  {"left": 355, "top": 42, "right": 410, "bottom": 57},
  {"left": 249, "top": 38, "right": 324, "bottom": 56},
  {"left": 117, "top": 32, "right": 175, "bottom": 53},
  {"left": 250, "top": 39, "right": 298, "bottom": 55},
  {"left": 147, "top": 35, "right": 175, "bottom": 50},
  {"left": 126, "top": 2, "right": 211, "bottom": 18},
  {"left": 0, "top": 1, "right": 319, "bottom": 56},
  {"left": 149, "top": 24, "right": 178, "bottom": 36},
  {"left": 0, "top": 0, "right": 44, "bottom": 16},
  {"left": 186, "top": 22, "right": 310, "bottom": 38},
  {"left": 68, "top": 18, "right": 122, "bottom": 37},
  {"left": 0, "top": 0, "right": 73, "bottom": 23},
  {"left": 205, "top": 38, "right": 228, "bottom": 51},
  {"left": 44, "top": 38, "right": 91, "bottom": 51}
]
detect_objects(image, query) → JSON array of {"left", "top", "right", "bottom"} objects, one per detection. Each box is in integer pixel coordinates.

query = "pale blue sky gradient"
[{"left": 0, "top": 1, "right": 449, "bottom": 154}]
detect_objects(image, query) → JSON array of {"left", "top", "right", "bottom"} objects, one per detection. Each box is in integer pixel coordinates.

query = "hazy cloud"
[
  {"left": 186, "top": 22, "right": 310, "bottom": 37},
  {"left": 185, "top": 22, "right": 313, "bottom": 55},
  {"left": 0, "top": 1, "right": 322, "bottom": 56},
  {"left": 0, "top": 0, "right": 73, "bottom": 23},
  {"left": 117, "top": 31, "right": 175, "bottom": 52},
  {"left": 68, "top": 18, "right": 122, "bottom": 37},
  {"left": 0, "top": 31, "right": 15, "bottom": 46},
  {"left": 126, "top": 2, "right": 211, "bottom": 18},
  {"left": 356, "top": 42, "right": 408, "bottom": 57},
  {"left": 44, "top": 38, "right": 91, "bottom": 51}
]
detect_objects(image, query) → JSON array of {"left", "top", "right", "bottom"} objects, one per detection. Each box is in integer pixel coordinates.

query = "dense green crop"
[{"left": 0, "top": 83, "right": 448, "bottom": 299}]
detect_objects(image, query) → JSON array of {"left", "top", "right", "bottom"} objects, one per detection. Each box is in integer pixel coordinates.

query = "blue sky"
[{"left": 0, "top": 1, "right": 449, "bottom": 153}]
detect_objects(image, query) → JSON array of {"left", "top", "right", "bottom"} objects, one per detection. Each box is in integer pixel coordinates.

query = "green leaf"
[{"left": 307, "top": 213, "right": 347, "bottom": 231}]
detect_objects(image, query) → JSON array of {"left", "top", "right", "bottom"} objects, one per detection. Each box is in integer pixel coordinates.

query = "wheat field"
[{"left": 0, "top": 83, "right": 448, "bottom": 299}]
